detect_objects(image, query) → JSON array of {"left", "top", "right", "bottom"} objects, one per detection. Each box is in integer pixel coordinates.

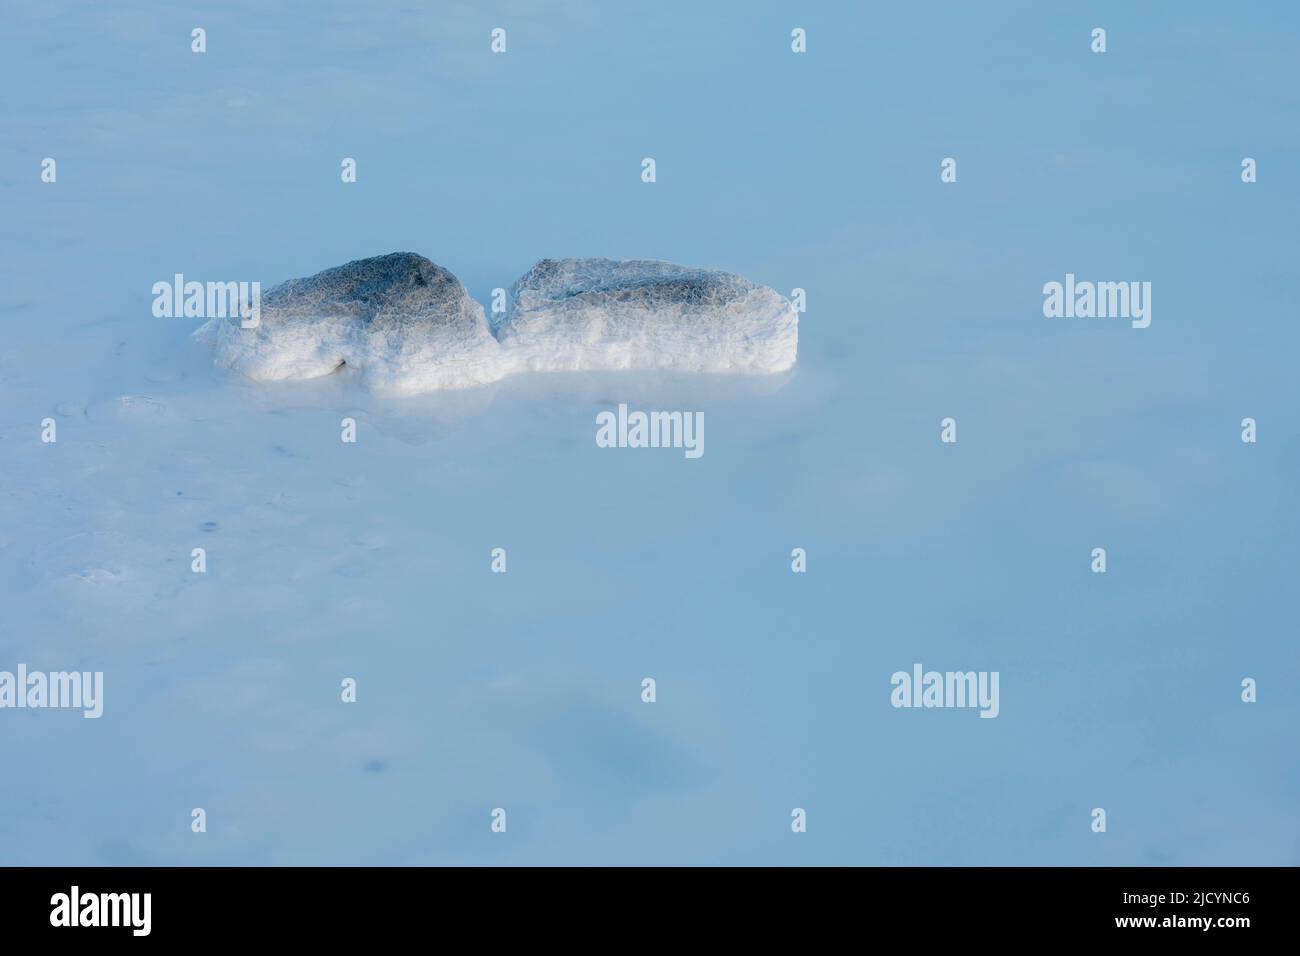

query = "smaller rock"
[{"left": 497, "top": 258, "right": 798, "bottom": 374}]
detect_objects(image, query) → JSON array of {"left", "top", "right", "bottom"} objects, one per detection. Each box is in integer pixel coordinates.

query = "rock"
[
  {"left": 496, "top": 258, "right": 798, "bottom": 374},
  {"left": 197, "top": 253, "right": 504, "bottom": 393},
  {"left": 197, "top": 253, "right": 798, "bottom": 394}
]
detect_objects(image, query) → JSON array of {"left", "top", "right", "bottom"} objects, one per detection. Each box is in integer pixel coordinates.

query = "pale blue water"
[{"left": 1, "top": 0, "right": 1297, "bottom": 865}]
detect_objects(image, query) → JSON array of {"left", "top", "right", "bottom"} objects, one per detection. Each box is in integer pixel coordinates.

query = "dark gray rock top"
[
  {"left": 261, "top": 253, "right": 480, "bottom": 334},
  {"left": 507, "top": 258, "right": 754, "bottom": 309}
]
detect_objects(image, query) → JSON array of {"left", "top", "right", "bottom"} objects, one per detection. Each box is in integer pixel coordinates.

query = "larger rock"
[
  {"left": 496, "top": 258, "right": 798, "bottom": 374},
  {"left": 198, "top": 253, "right": 504, "bottom": 393}
]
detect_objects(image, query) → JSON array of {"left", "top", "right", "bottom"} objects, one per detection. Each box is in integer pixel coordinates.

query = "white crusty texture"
[
  {"left": 197, "top": 253, "right": 505, "bottom": 394},
  {"left": 497, "top": 258, "right": 798, "bottom": 375},
  {"left": 197, "top": 254, "right": 798, "bottom": 393}
]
